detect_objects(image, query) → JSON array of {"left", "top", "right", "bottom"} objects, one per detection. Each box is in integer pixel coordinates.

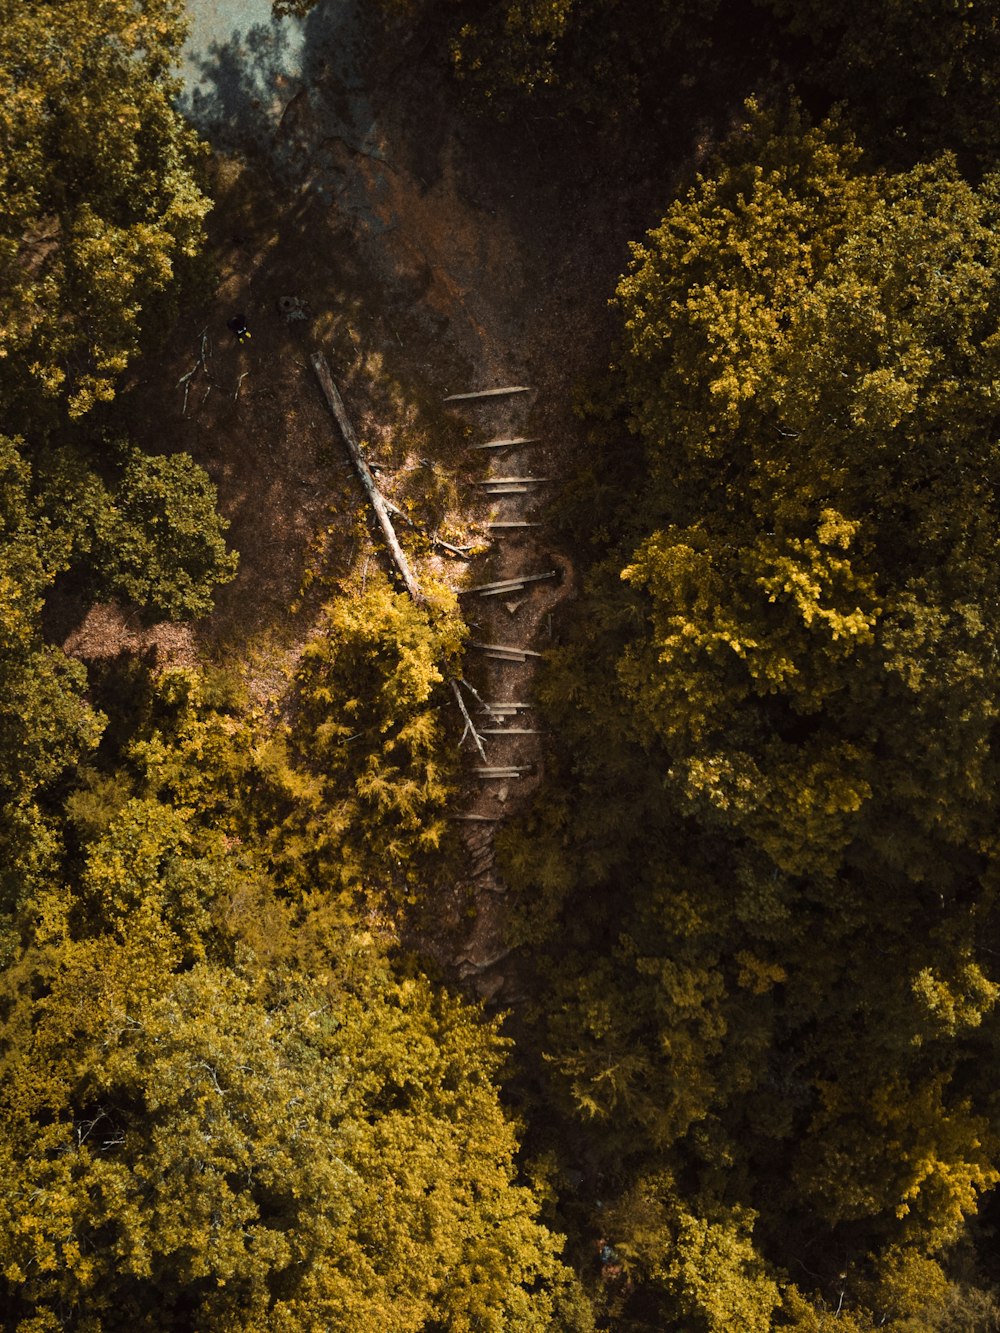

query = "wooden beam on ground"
[
  {"left": 463, "top": 571, "right": 557, "bottom": 596},
  {"left": 444, "top": 386, "right": 532, "bottom": 402},
  {"left": 473, "top": 766, "right": 532, "bottom": 778},
  {"left": 451, "top": 813, "right": 502, "bottom": 821},
  {"left": 469, "top": 641, "right": 544, "bottom": 662},
  {"left": 482, "top": 484, "right": 529, "bottom": 495},
  {"left": 479, "top": 728, "right": 540, "bottom": 735},
  {"left": 486, "top": 521, "right": 541, "bottom": 530},
  {"left": 469, "top": 437, "right": 540, "bottom": 450},
  {"left": 475, "top": 477, "right": 552, "bottom": 485},
  {"left": 311, "top": 352, "right": 424, "bottom": 606},
  {"left": 477, "top": 701, "right": 532, "bottom": 713}
]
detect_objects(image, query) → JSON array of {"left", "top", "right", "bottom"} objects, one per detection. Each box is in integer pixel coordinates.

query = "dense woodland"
[{"left": 3, "top": 0, "right": 1000, "bottom": 1328}]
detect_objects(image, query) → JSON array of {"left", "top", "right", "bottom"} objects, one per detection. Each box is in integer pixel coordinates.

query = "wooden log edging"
[
  {"left": 468, "top": 642, "right": 544, "bottom": 662},
  {"left": 462, "top": 571, "right": 557, "bottom": 596},
  {"left": 444, "top": 386, "right": 532, "bottom": 402},
  {"left": 311, "top": 352, "right": 425, "bottom": 606},
  {"left": 468, "top": 437, "right": 540, "bottom": 450}
]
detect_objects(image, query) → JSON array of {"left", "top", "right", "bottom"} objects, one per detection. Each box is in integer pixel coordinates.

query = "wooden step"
[
  {"left": 479, "top": 728, "right": 540, "bottom": 735},
  {"left": 469, "top": 642, "right": 544, "bottom": 662},
  {"left": 486, "top": 521, "right": 541, "bottom": 530},
  {"left": 464, "top": 571, "right": 557, "bottom": 596},
  {"left": 469, "top": 437, "right": 539, "bottom": 450},
  {"left": 475, "top": 477, "right": 552, "bottom": 485},
  {"left": 473, "top": 766, "right": 532, "bottom": 778},
  {"left": 445, "top": 386, "right": 532, "bottom": 402}
]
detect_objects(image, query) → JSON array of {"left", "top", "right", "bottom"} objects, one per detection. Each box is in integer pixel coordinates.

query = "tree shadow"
[
  {"left": 181, "top": 17, "right": 303, "bottom": 158},
  {"left": 179, "top": 0, "right": 382, "bottom": 186}
]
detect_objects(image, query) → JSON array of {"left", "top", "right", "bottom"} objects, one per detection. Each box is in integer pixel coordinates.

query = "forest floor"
[{"left": 58, "top": 0, "right": 750, "bottom": 992}]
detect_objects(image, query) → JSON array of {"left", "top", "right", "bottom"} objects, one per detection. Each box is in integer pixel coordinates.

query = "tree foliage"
[
  {"left": 0, "top": 0, "right": 210, "bottom": 423},
  {"left": 441, "top": 0, "right": 719, "bottom": 112},
  {"left": 0, "top": 826, "right": 589, "bottom": 1330},
  {"left": 258, "top": 573, "right": 465, "bottom": 901},
  {"left": 89, "top": 447, "right": 238, "bottom": 621},
  {"left": 505, "top": 106, "right": 1000, "bottom": 1325},
  {"left": 760, "top": 0, "right": 1000, "bottom": 166},
  {"left": 0, "top": 434, "right": 104, "bottom": 918}
]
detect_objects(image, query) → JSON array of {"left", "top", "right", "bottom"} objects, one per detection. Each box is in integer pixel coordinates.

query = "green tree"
[
  {"left": 0, "top": 434, "right": 103, "bottom": 918},
  {"left": 0, "top": 801, "right": 591, "bottom": 1331},
  {"left": 442, "top": 0, "right": 720, "bottom": 112},
  {"left": 0, "top": 0, "right": 209, "bottom": 423},
  {"left": 89, "top": 447, "right": 238, "bottom": 621},
  {"left": 761, "top": 0, "right": 1000, "bottom": 166},
  {"left": 505, "top": 106, "right": 1000, "bottom": 1324},
  {"left": 258, "top": 572, "right": 464, "bottom": 901}
]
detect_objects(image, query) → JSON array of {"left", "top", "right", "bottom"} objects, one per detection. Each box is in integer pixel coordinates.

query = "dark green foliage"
[
  {"left": 0, "top": 434, "right": 104, "bottom": 915},
  {"left": 761, "top": 0, "right": 1000, "bottom": 167},
  {"left": 505, "top": 108, "right": 1000, "bottom": 1325},
  {"left": 443, "top": 0, "right": 721, "bottom": 113},
  {"left": 90, "top": 447, "right": 238, "bottom": 621}
]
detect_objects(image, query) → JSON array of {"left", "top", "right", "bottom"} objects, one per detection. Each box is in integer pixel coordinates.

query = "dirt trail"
[{"left": 443, "top": 389, "right": 577, "bottom": 999}]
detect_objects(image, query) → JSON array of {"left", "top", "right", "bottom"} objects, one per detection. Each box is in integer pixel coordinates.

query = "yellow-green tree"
[
  {"left": 0, "top": 0, "right": 209, "bottom": 423},
  {"left": 258, "top": 573, "right": 464, "bottom": 901},
  {"left": 505, "top": 106, "right": 1000, "bottom": 1325},
  {"left": 0, "top": 434, "right": 103, "bottom": 920},
  {"left": 0, "top": 798, "right": 592, "bottom": 1331}
]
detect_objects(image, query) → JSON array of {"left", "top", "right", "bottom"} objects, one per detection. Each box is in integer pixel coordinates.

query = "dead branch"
[
  {"left": 381, "top": 495, "right": 474, "bottom": 558},
  {"left": 456, "top": 677, "right": 503, "bottom": 719},
  {"left": 450, "top": 679, "right": 487, "bottom": 761},
  {"left": 176, "top": 326, "right": 211, "bottom": 416}
]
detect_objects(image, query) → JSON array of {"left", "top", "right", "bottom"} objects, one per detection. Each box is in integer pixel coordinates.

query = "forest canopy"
[
  {"left": 504, "top": 103, "right": 1000, "bottom": 1327},
  {"left": 0, "top": 3, "right": 587, "bottom": 1328},
  {"left": 6, "top": 0, "right": 1000, "bottom": 1328}
]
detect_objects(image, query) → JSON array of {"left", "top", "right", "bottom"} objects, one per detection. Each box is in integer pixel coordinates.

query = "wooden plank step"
[
  {"left": 480, "top": 728, "right": 540, "bottom": 735},
  {"left": 478, "top": 702, "right": 532, "bottom": 712},
  {"left": 486, "top": 521, "right": 542, "bottom": 530},
  {"left": 473, "top": 767, "right": 532, "bottom": 778},
  {"left": 469, "top": 642, "right": 544, "bottom": 661},
  {"left": 483, "top": 485, "right": 529, "bottom": 495},
  {"left": 469, "top": 437, "right": 540, "bottom": 450},
  {"left": 476, "top": 477, "right": 552, "bottom": 485},
  {"left": 445, "top": 386, "right": 532, "bottom": 402},
  {"left": 465, "top": 570, "right": 557, "bottom": 595},
  {"left": 451, "top": 813, "right": 502, "bottom": 821}
]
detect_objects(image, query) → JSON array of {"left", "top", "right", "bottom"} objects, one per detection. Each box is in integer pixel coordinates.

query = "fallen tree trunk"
[{"left": 311, "top": 352, "right": 425, "bottom": 606}]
